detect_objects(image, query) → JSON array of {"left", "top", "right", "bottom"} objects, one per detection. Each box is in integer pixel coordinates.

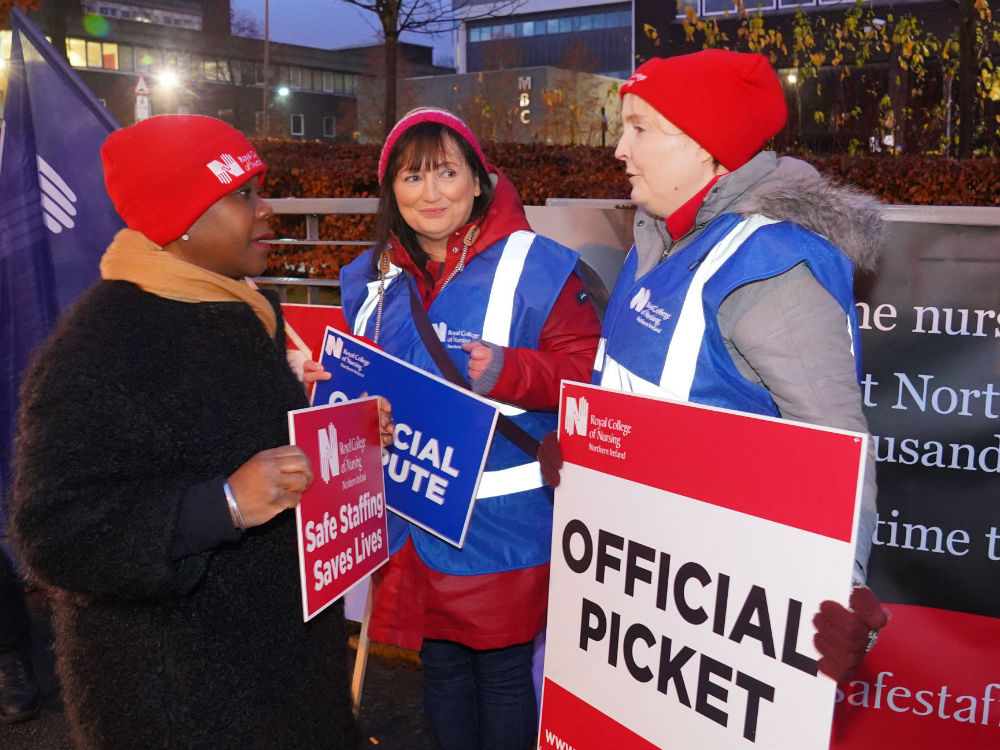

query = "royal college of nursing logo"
[
  {"left": 432, "top": 322, "right": 447, "bottom": 342},
  {"left": 206, "top": 153, "right": 245, "bottom": 184},
  {"left": 318, "top": 423, "right": 340, "bottom": 484},
  {"left": 564, "top": 396, "right": 589, "bottom": 437},
  {"left": 629, "top": 287, "right": 651, "bottom": 313},
  {"left": 325, "top": 334, "right": 344, "bottom": 359}
]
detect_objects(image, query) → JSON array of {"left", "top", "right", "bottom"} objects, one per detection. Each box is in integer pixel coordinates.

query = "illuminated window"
[
  {"left": 67, "top": 38, "right": 87, "bottom": 67},
  {"left": 101, "top": 42, "right": 119, "bottom": 69},
  {"left": 86, "top": 40, "right": 102, "bottom": 67}
]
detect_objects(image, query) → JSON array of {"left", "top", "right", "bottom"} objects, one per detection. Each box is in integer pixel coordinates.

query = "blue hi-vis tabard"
[
  {"left": 340, "top": 230, "right": 580, "bottom": 575},
  {"left": 595, "top": 213, "right": 861, "bottom": 416}
]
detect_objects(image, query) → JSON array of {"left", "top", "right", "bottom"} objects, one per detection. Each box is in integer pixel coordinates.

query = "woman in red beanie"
[
  {"left": 12, "top": 115, "right": 359, "bottom": 749},
  {"left": 339, "top": 107, "right": 601, "bottom": 749},
  {"left": 545, "top": 49, "right": 890, "bottom": 683}
]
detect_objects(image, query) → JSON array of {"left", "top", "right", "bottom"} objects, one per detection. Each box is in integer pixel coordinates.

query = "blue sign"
[{"left": 313, "top": 328, "right": 498, "bottom": 548}]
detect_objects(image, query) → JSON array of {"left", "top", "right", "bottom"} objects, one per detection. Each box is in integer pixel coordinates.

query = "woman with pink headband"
[{"left": 340, "top": 107, "right": 601, "bottom": 749}]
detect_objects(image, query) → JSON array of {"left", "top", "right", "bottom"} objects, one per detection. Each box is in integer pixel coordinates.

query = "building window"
[
  {"left": 323, "top": 116, "right": 336, "bottom": 138},
  {"left": 101, "top": 42, "right": 119, "bottom": 69},
  {"left": 136, "top": 47, "right": 156, "bottom": 72},
  {"left": 290, "top": 113, "right": 304, "bottom": 136},
  {"left": 86, "top": 40, "right": 102, "bottom": 67},
  {"left": 67, "top": 38, "right": 87, "bottom": 67},
  {"left": 289, "top": 66, "right": 302, "bottom": 89},
  {"left": 322, "top": 70, "right": 334, "bottom": 92},
  {"left": 118, "top": 44, "right": 134, "bottom": 71}
]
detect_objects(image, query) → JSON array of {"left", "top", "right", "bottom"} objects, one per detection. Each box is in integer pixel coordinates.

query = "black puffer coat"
[{"left": 12, "top": 281, "right": 356, "bottom": 749}]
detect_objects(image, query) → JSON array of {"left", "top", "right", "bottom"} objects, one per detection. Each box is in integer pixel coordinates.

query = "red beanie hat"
[
  {"left": 101, "top": 115, "right": 266, "bottom": 246},
  {"left": 619, "top": 51, "right": 787, "bottom": 171},
  {"left": 378, "top": 107, "right": 487, "bottom": 184}
]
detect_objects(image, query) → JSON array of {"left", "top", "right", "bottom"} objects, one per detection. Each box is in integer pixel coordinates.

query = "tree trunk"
[
  {"left": 42, "top": 0, "right": 77, "bottom": 63},
  {"left": 957, "top": 0, "right": 977, "bottom": 158},
  {"left": 383, "top": 31, "right": 398, "bottom": 138}
]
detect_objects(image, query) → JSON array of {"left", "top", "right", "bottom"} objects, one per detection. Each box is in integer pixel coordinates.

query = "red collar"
[{"left": 665, "top": 175, "right": 722, "bottom": 242}]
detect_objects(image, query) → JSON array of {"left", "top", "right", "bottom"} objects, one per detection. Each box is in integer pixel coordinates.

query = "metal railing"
[{"left": 253, "top": 198, "right": 379, "bottom": 304}]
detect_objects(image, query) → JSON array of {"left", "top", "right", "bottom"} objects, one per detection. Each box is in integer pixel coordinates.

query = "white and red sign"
[
  {"left": 539, "top": 382, "right": 866, "bottom": 749},
  {"left": 289, "top": 397, "right": 388, "bottom": 621}
]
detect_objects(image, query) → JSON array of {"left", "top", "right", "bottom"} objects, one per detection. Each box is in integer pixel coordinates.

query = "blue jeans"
[{"left": 419, "top": 639, "right": 537, "bottom": 750}]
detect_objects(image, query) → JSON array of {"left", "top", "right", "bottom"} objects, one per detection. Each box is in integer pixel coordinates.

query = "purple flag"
[{"left": 0, "top": 8, "right": 124, "bottom": 502}]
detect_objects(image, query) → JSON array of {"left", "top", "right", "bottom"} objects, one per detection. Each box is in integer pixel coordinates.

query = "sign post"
[{"left": 134, "top": 74, "right": 150, "bottom": 121}]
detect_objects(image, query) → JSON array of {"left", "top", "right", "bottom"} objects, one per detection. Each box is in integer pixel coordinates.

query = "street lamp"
[
  {"left": 262, "top": 0, "right": 270, "bottom": 137},
  {"left": 158, "top": 69, "right": 180, "bottom": 90}
]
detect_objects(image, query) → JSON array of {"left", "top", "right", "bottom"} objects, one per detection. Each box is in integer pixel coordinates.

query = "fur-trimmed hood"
[{"left": 633, "top": 152, "right": 883, "bottom": 278}]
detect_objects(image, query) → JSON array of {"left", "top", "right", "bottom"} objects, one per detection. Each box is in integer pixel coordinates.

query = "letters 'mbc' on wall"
[{"left": 838, "top": 218, "right": 1000, "bottom": 749}]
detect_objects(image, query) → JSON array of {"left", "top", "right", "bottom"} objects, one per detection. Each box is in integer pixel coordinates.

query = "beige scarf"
[{"left": 99, "top": 229, "right": 277, "bottom": 338}]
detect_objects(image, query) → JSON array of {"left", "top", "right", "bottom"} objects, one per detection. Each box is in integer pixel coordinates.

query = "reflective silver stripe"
[
  {"left": 593, "top": 337, "right": 606, "bottom": 373},
  {"left": 659, "top": 215, "right": 778, "bottom": 399},
  {"left": 483, "top": 396, "right": 526, "bottom": 417},
  {"left": 481, "top": 231, "right": 534, "bottom": 347},
  {"left": 476, "top": 461, "right": 544, "bottom": 499},
  {"left": 599, "top": 353, "right": 666, "bottom": 398},
  {"left": 353, "top": 262, "right": 402, "bottom": 336}
]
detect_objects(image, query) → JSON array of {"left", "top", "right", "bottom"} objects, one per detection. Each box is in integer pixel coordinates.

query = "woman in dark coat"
[{"left": 11, "top": 115, "right": 357, "bottom": 749}]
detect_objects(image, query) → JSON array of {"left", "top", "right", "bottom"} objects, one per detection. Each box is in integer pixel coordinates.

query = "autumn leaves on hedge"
[{"left": 251, "top": 138, "right": 1000, "bottom": 278}]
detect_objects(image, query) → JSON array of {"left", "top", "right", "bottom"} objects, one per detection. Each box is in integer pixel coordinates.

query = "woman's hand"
[
  {"left": 301, "top": 358, "right": 331, "bottom": 387},
  {"left": 374, "top": 395, "right": 395, "bottom": 447},
  {"left": 360, "top": 393, "right": 395, "bottom": 448},
  {"left": 462, "top": 340, "right": 493, "bottom": 381},
  {"left": 226, "top": 446, "right": 313, "bottom": 528},
  {"left": 813, "top": 585, "right": 890, "bottom": 682}
]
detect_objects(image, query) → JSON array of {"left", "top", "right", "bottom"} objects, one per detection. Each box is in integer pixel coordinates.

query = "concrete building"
[
  {"left": 453, "top": 0, "right": 633, "bottom": 79},
  {"left": 1, "top": 0, "right": 450, "bottom": 140},
  {"left": 397, "top": 64, "right": 623, "bottom": 145}
]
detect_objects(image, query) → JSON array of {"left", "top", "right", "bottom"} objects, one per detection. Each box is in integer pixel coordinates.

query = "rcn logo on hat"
[{"left": 206, "top": 153, "right": 245, "bottom": 184}]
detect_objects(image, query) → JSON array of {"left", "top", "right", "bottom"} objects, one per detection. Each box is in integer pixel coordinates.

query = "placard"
[
  {"left": 539, "top": 382, "right": 866, "bottom": 749},
  {"left": 312, "top": 327, "right": 498, "bottom": 548},
  {"left": 289, "top": 397, "right": 388, "bottom": 621}
]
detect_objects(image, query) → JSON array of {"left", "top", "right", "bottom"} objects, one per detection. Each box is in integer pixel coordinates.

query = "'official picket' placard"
[{"left": 539, "top": 382, "right": 866, "bottom": 750}]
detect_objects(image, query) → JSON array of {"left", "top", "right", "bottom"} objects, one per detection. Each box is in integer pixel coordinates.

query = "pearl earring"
[{"left": 181, "top": 234, "right": 190, "bottom": 241}]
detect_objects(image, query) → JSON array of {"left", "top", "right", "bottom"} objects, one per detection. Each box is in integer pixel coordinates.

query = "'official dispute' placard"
[{"left": 312, "top": 327, "right": 498, "bottom": 548}]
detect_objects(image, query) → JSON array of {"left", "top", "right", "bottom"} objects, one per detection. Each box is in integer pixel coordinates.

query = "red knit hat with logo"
[
  {"left": 101, "top": 115, "right": 266, "bottom": 246},
  {"left": 378, "top": 107, "right": 488, "bottom": 184},
  {"left": 619, "top": 50, "right": 787, "bottom": 171}
]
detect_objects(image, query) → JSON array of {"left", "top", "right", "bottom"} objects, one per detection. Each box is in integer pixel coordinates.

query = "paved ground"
[{"left": 0, "top": 591, "right": 435, "bottom": 750}]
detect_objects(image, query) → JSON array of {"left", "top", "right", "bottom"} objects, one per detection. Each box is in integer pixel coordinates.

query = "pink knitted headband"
[{"left": 377, "top": 107, "right": 488, "bottom": 184}]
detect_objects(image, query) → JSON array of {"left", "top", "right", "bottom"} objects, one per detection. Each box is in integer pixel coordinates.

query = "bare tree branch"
[{"left": 336, "top": 0, "right": 524, "bottom": 135}]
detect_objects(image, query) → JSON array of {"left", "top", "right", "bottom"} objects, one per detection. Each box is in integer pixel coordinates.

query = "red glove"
[
  {"left": 538, "top": 431, "right": 563, "bottom": 489},
  {"left": 813, "top": 585, "right": 890, "bottom": 682}
]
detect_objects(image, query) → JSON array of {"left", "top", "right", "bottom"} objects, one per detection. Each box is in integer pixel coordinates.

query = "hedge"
[{"left": 250, "top": 139, "right": 1000, "bottom": 278}]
